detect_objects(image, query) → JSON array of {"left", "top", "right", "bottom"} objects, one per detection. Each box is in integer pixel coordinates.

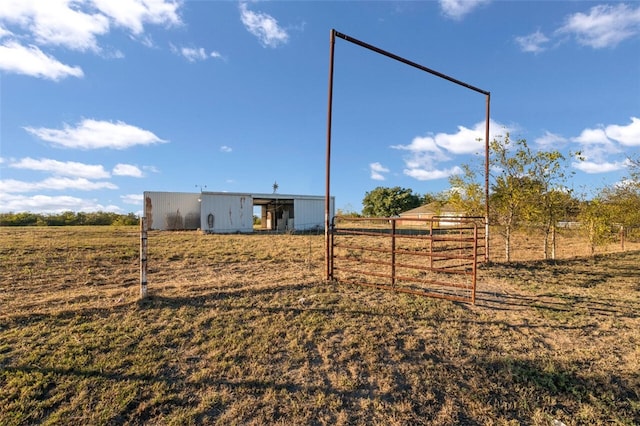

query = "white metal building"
[
  {"left": 143, "top": 191, "right": 334, "bottom": 233},
  {"left": 143, "top": 191, "right": 201, "bottom": 231}
]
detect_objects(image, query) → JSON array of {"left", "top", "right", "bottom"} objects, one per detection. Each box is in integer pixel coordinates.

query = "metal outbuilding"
[
  {"left": 143, "top": 191, "right": 334, "bottom": 233},
  {"left": 143, "top": 191, "right": 201, "bottom": 231}
]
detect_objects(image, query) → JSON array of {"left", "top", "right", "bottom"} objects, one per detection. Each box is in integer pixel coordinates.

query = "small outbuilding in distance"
[
  {"left": 143, "top": 191, "right": 335, "bottom": 234},
  {"left": 397, "top": 201, "right": 464, "bottom": 228}
]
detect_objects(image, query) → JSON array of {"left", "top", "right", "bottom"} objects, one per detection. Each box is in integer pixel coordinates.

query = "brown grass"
[{"left": 0, "top": 226, "right": 638, "bottom": 425}]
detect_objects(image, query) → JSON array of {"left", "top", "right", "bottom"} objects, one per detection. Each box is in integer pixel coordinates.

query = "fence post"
[
  {"left": 140, "top": 216, "right": 148, "bottom": 299},
  {"left": 391, "top": 218, "right": 396, "bottom": 286},
  {"left": 471, "top": 223, "right": 478, "bottom": 305}
]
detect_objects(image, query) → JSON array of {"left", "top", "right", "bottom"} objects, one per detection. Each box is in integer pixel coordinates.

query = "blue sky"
[{"left": 1, "top": 0, "right": 639, "bottom": 215}]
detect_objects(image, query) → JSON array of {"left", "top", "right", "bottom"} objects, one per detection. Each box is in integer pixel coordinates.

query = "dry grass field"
[{"left": 1, "top": 226, "right": 639, "bottom": 425}]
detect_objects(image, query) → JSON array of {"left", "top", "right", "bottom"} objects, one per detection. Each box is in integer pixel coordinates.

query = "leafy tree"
[
  {"left": 489, "top": 134, "right": 542, "bottom": 262},
  {"left": 112, "top": 212, "right": 140, "bottom": 226},
  {"left": 588, "top": 155, "right": 640, "bottom": 245},
  {"left": 420, "top": 192, "right": 446, "bottom": 207},
  {"left": 0, "top": 211, "right": 139, "bottom": 226},
  {"left": 447, "top": 164, "right": 485, "bottom": 217},
  {"left": 362, "top": 186, "right": 422, "bottom": 217},
  {"left": 447, "top": 133, "right": 578, "bottom": 262},
  {"left": 627, "top": 155, "right": 640, "bottom": 183},
  {"left": 599, "top": 182, "right": 640, "bottom": 238},
  {"left": 578, "top": 198, "right": 612, "bottom": 256},
  {"left": 529, "top": 149, "right": 575, "bottom": 260}
]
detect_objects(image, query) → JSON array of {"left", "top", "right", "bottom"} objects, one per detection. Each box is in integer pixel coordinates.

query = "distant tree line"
[{"left": 0, "top": 211, "right": 139, "bottom": 227}]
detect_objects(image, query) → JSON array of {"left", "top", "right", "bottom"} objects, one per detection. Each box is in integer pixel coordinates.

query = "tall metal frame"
[{"left": 325, "top": 29, "right": 491, "bottom": 280}]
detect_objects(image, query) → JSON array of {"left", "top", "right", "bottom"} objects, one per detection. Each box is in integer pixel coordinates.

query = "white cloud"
[
  {"left": 393, "top": 135, "right": 445, "bottom": 155},
  {"left": 535, "top": 131, "right": 569, "bottom": 149},
  {"left": 220, "top": 145, "right": 232, "bottom": 153},
  {"left": 121, "top": 193, "right": 143, "bottom": 205},
  {"left": 572, "top": 127, "right": 611, "bottom": 145},
  {"left": 434, "top": 123, "right": 490, "bottom": 154},
  {"left": 113, "top": 163, "right": 143, "bottom": 177},
  {"left": 518, "top": 4, "right": 640, "bottom": 54},
  {"left": 393, "top": 120, "right": 505, "bottom": 155},
  {"left": 570, "top": 127, "right": 619, "bottom": 167},
  {"left": 515, "top": 30, "right": 550, "bottom": 53},
  {"left": 605, "top": 117, "right": 640, "bottom": 146},
  {"left": 24, "top": 119, "right": 167, "bottom": 150},
  {"left": 558, "top": 4, "right": 640, "bottom": 49},
  {"left": 439, "top": 0, "right": 491, "bottom": 20},
  {"left": 0, "top": 25, "right": 13, "bottom": 38},
  {"left": 390, "top": 120, "right": 508, "bottom": 182},
  {"left": 572, "top": 160, "right": 628, "bottom": 174},
  {"left": 0, "top": 0, "right": 184, "bottom": 79},
  {"left": 0, "top": 0, "right": 110, "bottom": 52},
  {"left": 404, "top": 166, "right": 463, "bottom": 181},
  {"left": 0, "top": 177, "right": 117, "bottom": 193},
  {"left": 567, "top": 117, "right": 640, "bottom": 174},
  {"left": 170, "top": 44, "right": 224, "bottom": 62},
  {"left": 0, "top": 193, "right": 121, "bottom": 213},
  {"left": 182, "top": 47, "right": 206, "bottom": 61},
  {"left": 0, "top": 0, "right": 182, "bottom": 50},
  {"left": 91, "top": 0, "right": 182, "bottom": 36},
  {"left": 239, "top": 2, "right": 289, "bottom": 48},
  {"left": 0, "top": 40, "right": 83, "bottom": 80},
  {"left": 369, "top": 162, "right": 389, "bottom": 181},
  {"left": 8, "top": 157, "right": 110, "bottom": 179}
]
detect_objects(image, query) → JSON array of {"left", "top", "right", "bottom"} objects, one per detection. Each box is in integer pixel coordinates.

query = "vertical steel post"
[
  {"left": 325, "top": 29, "right": 336, "bottom": 282},
  {"left": 429, "top": 219, "right": 434, "bottom": 270},
  {"left": 391, "top": 218, "right": 396, "bottom": 286},
  {"left": 329, "top": 217, "right": 335, "bottom": 279},
  {"left": 484, "top": 93, "right": 491, "bottom": 263},
  {"left": 472, "top": 223, "right": 478, "bottom": 304},
  {"left": 140, "top": 216, "right": 148, "bottom": 299}
]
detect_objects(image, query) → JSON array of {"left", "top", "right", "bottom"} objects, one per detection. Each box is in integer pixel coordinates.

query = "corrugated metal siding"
[
  {"left": 200, "top": 193, "right": 253, "bottom": 233},
  {"left": 143, "top": 192, "right": 201, "bottom": 230},
  {"left": 293, "top": 197, "right": 334, "bottom": 231}
]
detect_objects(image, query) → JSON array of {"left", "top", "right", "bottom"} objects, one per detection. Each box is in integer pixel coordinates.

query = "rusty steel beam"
[{"left": 333, "top": 30, "right": 490, "bottom": 96}]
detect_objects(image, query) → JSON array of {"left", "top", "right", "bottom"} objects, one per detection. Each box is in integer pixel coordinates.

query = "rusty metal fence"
[{"left": 329, "top": 216, "right": 485, "bottom": 304}]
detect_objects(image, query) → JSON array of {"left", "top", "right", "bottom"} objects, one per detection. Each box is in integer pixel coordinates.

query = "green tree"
[
  {"left": 362, "top": 186, "right": 422, "bottom": 217},
  {"left": 447, "top": 164, "right": 485, "bottom": 217},
  {"left": 590, "top": 156, "right": 640, "bottom": 245},
  {"left": 420, "top": 192, "right": 445, "bottom": 207},
  {"left": 578, "top": 198, "right": 612, "bottom": 256},
  {"left": 600, "top": 183, "right": 640, "bottom": 237},
  {"left": 489, "top": 134, "right": 542, "bottom": 262},
  {"left": 529, "top": 149, "right": 575, "bottom": 260}
]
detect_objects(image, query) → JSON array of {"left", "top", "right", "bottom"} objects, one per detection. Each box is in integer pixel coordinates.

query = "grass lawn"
[{"left": 1, "top": 226, "right": 638, "bottom": 425}]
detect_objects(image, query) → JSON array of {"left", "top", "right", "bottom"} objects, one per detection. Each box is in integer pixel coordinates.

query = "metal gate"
[{"left": 329, "top": 216, "right": 484, "bottom": 304}]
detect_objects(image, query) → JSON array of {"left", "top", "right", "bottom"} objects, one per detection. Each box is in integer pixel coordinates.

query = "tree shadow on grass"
[
  {"left": 476, "top": 251, "right": 640, "bottom": 318},
  {"left": 475, "top": 290, "right": 639, "bottom": 319}
]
